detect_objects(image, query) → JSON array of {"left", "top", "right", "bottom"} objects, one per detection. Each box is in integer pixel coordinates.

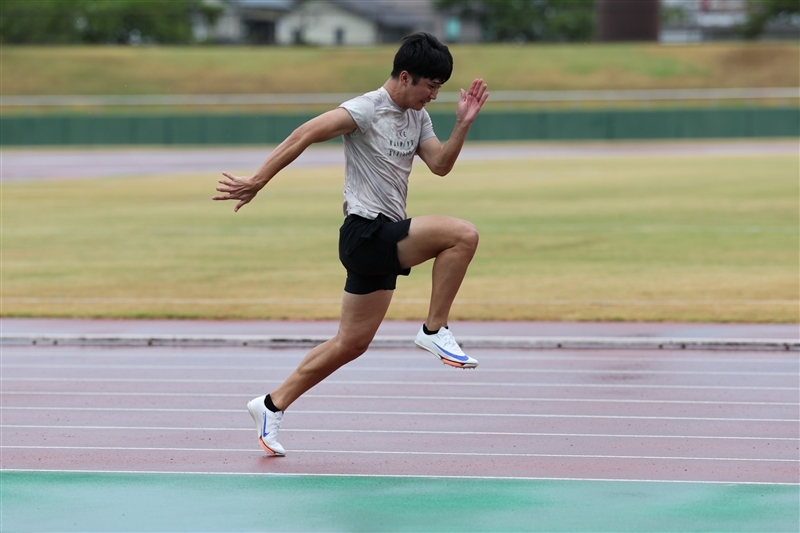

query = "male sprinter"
[{"left": 213, "top": 32, "right": 488, "bottom": 456}]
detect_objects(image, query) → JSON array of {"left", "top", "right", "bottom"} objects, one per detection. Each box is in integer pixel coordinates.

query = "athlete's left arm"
[{"left": 417, "top": 78, "right": 488, "bottom": 177}]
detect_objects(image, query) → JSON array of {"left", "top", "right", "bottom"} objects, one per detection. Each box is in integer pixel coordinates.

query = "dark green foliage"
[
  {"left": 0, "top": 0, "right": 222, "bottom": 44},
  {"left": 435, "top": 0, "right": 595, "bottom": 42},
  {"left": 741, "top": 0, "right": 800, "bottom": 38}
]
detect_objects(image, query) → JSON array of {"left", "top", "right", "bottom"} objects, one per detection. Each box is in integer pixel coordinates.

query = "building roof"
[
  {"left": 331, "top": 0, "right": 425, "bottom": 29},
  {"left": 234, "top": 0, "right": 293, "bottom": 10}
]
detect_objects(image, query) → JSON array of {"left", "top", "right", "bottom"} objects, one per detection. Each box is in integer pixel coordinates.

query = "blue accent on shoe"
[
  {"left": 261, "top": 412, "right": 269, "bottom": 438},
  {"left": 432, "top": 341, "right": 469, "bottom": 362}
]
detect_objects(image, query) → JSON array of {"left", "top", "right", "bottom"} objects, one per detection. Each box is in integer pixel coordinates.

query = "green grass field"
[
  {"left": 2, "top": 143, "right": 797, "bottom": 322},
  {"left": 2, "top": 42, "right": 798, "bottom": 98}
]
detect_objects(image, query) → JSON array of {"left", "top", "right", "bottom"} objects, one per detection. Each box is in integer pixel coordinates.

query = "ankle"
[
  {"left": 264, "top": 394, "right": 283, "bottom": 413},
  {"left": 423, "top": 323, "right": 447, "bottom": 335}
]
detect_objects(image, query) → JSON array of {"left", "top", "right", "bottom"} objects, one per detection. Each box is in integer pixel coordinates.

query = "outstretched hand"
[
  {"left": 213, "top": 172, "right": 262, "bottom": 212},
  {"left": 456, "top": 78, "right": 489, "bottom": 125}
]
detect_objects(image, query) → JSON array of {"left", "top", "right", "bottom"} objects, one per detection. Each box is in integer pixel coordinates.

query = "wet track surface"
[{"left": 3, "top": 321, "right": 797, "bottom": 483}]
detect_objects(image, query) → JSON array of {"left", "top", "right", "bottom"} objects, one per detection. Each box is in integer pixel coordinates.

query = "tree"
[
  {"left": 434, "top": 0, "right": 596, "bottom": 42},
  {"left": 740, "top": 0, "right": 800, "bottom": 39},
  {"left": 0, "top": 0, "right": 222, "bottom": 45}
]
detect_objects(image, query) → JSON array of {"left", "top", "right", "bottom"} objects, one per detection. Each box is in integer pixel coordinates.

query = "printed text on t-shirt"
[{"left": 388, "top": 132, "right": 416, "bottom": 157}]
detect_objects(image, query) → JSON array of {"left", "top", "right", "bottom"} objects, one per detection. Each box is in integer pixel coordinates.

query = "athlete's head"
[{"left": 391, "top": 32, "right": 453, "bottom": 85}]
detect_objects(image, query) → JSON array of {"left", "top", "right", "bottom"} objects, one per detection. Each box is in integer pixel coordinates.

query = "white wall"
[{"left": 276, "top": 1, "right": 377, "bottom": 45}]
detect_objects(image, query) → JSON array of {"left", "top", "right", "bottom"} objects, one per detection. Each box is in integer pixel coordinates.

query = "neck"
[{"left": 382, "top": 78, "right": 408, "bottom": 110}]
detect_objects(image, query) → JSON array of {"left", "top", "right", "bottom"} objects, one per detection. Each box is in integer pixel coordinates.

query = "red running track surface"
[{"left": 2, "top": 343, "right": 798, "bottom": 483}]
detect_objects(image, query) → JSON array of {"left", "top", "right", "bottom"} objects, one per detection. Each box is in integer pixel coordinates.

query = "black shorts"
[{"left": 339, "top": 213, "right": 412, "bottom": 294}]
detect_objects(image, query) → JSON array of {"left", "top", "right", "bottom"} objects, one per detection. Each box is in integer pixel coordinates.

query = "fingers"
[
  {"left": 213, "top": 171, "right": 259, "bottom": 212},
  {"left": 217, "top": 171, "right": 238, "bottom": 187},
  {"left": 212, "top": 172, "right": 248, "bottom": 210},
  {"left": 215, "top": 172, "right": 235, "bottom": 190},
  {"left": 471, "top": 78, "right": 487, "bottom": 99},
  {"left": 213, "top": 191, "right": 250, "bottom": 211},
  {"left": 213, "top": 175, "right": 236, "bottom": 198},
  {"left": 462, "top": 79, "right": 488, "bottom": 103}
]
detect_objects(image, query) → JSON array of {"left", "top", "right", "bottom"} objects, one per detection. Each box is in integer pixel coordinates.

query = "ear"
[{"left": 399, "top": 70, "right": 412, "bottom": 86}]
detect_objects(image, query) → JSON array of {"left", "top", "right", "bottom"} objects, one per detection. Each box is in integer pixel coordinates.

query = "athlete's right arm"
[{"left": 213, "top": 108, "right": 357, "bottom": 212}]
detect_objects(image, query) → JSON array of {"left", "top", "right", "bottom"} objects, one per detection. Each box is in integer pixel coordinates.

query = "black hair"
[{"left": 390, "top": 32, "right": 453, "bottom": 85}]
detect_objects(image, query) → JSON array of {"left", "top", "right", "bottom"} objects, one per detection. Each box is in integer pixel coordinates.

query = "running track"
[
  {"left": 3, "top": 139, "right": 798, "bottom": 182},
  {"left": 2, "top": 319, "right": 798, "bottom": 531},
  {"left": 3, "top": 139, "right": 800, "bottom": 530}
]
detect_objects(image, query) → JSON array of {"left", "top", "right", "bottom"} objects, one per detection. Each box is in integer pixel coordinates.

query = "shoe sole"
[
  {"left": 247, "top": 402, "right": 286, "bottom": 456},
  {"left": 258, "top": 437, "right": 284, "bottom": 456},
  {"left": 415, "top": 342, "right": 477, "bottom": 369}
]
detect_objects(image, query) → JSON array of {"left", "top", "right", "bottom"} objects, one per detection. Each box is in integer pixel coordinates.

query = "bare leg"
[
  {"left": 269, "top": 289, "right": 394, "bottom": 411},
  {"left": 397, "top": 215, "right": 479, "bottom": 331}
]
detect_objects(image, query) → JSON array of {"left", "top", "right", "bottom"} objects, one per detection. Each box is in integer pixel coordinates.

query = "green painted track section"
[{"left": 2, "top": 471, "right": 798, "bottom": 532}]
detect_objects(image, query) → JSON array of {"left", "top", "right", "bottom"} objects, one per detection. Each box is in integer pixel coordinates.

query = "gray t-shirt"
[{"left": 338, "top": 87, "right": 436, "bottom": 222}]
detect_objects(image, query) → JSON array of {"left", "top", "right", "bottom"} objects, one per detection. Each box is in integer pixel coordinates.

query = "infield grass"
[{"left": 2, "top": 145, "right": 798, "bottom": 322}]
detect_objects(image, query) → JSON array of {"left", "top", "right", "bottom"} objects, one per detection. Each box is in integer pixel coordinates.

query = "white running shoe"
[
  {"left": 246, "top": 396, "right": 286, "bottom": 456},
  {"left": 415, "top": 326, "right": 478, "bottom": 369}
]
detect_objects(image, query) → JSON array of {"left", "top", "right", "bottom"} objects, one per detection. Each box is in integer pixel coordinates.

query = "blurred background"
[
  {"left": 1, "top": 0, "right": 798, "bottom": 144},
  {"left": 1, "top": 0, "right": 798, "bottom": 323}
]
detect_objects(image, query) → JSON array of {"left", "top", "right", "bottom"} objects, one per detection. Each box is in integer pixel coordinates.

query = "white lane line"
[
  {"left": 2, "top": 377, "right": 796, "bottom": 391},
  {"left": 3, "top": 445, "right": 797, "bottom": 462},
  {"left": 3, "top": 406, "right": 796, "bottom": 422},
  {"left": 3, "top": 390, "right": 796, "bottom": 406},
  {"left": 4, "top": 424, "right": 798, "bottom": 441},
  {"left": 4, "top": 351, "right": 795, "bottom": 365},
  {"left": 5, "top": 297, "right": 797, "bottom": 305},
  {"left": 4, "top": 363, "right": 795, "bottom": 377},
  {"left": 4, "top": 468, "right": 797, "bottom": 486}
]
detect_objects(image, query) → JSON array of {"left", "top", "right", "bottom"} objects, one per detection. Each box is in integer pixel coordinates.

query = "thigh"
[
  {"left": 336, "top": 289, "right": 394, "bottom": 349},
  {"left": 396, "top": 215, "right": 478, "bottom": 270}
]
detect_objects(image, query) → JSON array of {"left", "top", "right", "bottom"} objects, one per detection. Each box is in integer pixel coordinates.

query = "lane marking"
[
  {"left": 6, "top": 297, "right": 798, "bottom": 306},
  {"left": 4, "top": 362, "right": 796, "bottom": 377},
  {"left": 3, "top": 445, "right": 797, "bottom": 462},
  {"left": 2, "top": 377, "right": 796, "bottom": 391},
  {"left": 4, "top": 333, "right": 796, "bottom": 352},
  {"left": 3, "top": 390, "right": 797, "bottom": 406},
  {"left": 3, "top": 406, "right": 797, "bottom": 422},
  {"left": 4, "top": 350, "right": 795, "bottom": 365},
  {"left": 4, "top": 468, "right": 798, "bottom": 486},
  {"left": 5, "top": 424, "right": 798, "bottom": 441}
]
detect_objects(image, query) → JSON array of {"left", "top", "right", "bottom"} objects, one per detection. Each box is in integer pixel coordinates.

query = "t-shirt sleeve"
[
  {"left": 419, "top": 109, "right": 436, "bottom": 144},
  {"left": 338, "top": 96, "right": 375, "bottom": 136}
]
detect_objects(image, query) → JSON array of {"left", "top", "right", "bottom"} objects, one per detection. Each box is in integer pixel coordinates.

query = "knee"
[
  {"left": 458, "top": 221, "right": 479, "bottom": 253},
  {"left": 333, "top": 335, "right": 370, "bottom": 362}
]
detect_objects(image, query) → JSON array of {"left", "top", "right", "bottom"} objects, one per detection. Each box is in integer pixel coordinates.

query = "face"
[{"left": 399, "top": 72, "right": 442, "bottom": 110}]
